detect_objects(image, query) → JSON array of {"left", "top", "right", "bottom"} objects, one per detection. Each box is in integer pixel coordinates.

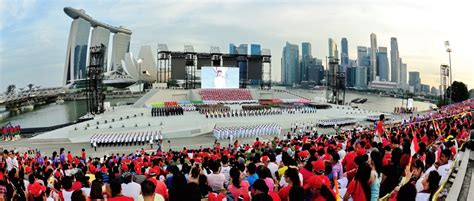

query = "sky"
[{"left": 1, "top": 0, "right": 473, "bottom": 91}]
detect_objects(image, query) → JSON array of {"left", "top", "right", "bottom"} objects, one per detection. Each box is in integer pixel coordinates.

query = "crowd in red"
[
  {"left": 0, "top": 99, "right": 473, "bottom": 201},
  {"left": 200, "top": 89, "right": 253, "bottom": 101}
]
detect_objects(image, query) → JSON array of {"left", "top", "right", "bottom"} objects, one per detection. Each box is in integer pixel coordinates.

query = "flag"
[{"left": 411, "top": 136, "right": 419, "bottom": 156}]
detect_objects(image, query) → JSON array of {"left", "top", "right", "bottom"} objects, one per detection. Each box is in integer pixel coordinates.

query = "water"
[
  {"left": 291, "top": 89, "right": 432, "bottom": 113},
  {"left": 0, "top": 91, "right": 432, "bottom": 128},
  {"left": 0, "top": 98, "right": 138, "bottom": 127}
]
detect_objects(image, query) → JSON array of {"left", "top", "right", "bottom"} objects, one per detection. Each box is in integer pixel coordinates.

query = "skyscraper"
[
  {"left": 390, "top": 37, "right": 400, "bottom": 84},
  {"left": 409, "top": 71, "right": 421, "bottom": 92},
  {"left": 301, "top": 42, "right": 312, "bottom": 82},
  {"left": 357, "top": 46, "right": 369, "bottom": 67},
  {"left": 63, "top": 17, "right": 91, "bottom": 85},
  {"left": 400, "top": 58, "right": 407, "bottom": 89},
  {"left": 377, "top": 47, "right": 389, "bottom": 81},
  {"left": 110, "top": 32, "right": 131, "bottom": 72},
  {"left": 370, "top": 33, "right": 378, "bottom": 82},
  {"left": 302, "top": 42, "right": 312, "bottom": 58},
  {"left": 229, "top": 43, "right": 238, "bottom": 55},
  {"left": 328, "top": 38, "right": 338, "bottom": 59},
  {"left": 238, "top": 44, "right": 248, "bottom": 55},
  {"left": 90, "top": 26, "right": 111, "bottom": 71},
  {"left": 250, "top": 44, "right": 261, "bottom": 55},
  {"left": 340, "top": 38, "right": 349, "bottom": 71},
  {"left": 281, "top": 42, "right": 299, "bottom": 85},
  {"left": 355, "top": 66, "right": 368, "bottom": 89}
]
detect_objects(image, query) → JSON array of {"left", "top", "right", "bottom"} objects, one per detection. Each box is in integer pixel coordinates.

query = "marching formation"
[
  {"left": 0, "top": 124, "right": 21, "bottom": 141},
  {"left": 205, "top": 107, "right": 317, "bottom": 118},
  {"left": 315, "top": 117, "right": 357, "bottom": 128},
  {"left": 89, "top": 131, "right": 163, "bottom": 150},
  {"left": 151, "top": 106, "right": 184, "bottom": 117},
  {"left": 213, "top": 123, "right": 281, "bottom": 140}
]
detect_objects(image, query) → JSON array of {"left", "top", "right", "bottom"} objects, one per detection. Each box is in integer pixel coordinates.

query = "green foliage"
[{"left": 446, "top": 81, "right": 469, "bottom": 103}]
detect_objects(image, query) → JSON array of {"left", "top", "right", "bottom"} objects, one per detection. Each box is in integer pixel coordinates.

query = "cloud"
[{"left": 0, "top": 0, "right": 473, "bottom": 90}]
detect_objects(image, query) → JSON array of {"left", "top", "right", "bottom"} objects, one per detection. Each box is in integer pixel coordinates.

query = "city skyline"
[{"left": 1, "top": 0, "right": 473, "bottom": 90}]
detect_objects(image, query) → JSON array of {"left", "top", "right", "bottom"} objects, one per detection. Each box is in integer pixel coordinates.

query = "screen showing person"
[{"left": 201, "top": 67, "right": 239, "bottom": 88}]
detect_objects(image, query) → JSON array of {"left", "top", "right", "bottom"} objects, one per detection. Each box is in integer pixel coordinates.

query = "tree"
[
  {"left": 446, "top": 81, "right": 469, "bottom": 103},
  {"left": 167, "top": 79, "right": 179, "bottom": 88},
  {"left": 6, "top": 84, "right": 16, "bottom": 94},
  {"left": 27, "top": 83, "right": 34, "bottom": 91},
  {"left": 469, "top": 89, "right": 474, "bottom": 98}
]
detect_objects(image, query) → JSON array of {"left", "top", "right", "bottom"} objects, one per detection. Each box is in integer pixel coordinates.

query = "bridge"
[{"left": 0, "top": 87, "right": 66, "bottom": 111}]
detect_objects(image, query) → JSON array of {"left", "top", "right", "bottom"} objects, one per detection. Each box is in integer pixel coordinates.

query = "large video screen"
[{"left": 201, "top": 67, "right": 239, "bottom": 88}]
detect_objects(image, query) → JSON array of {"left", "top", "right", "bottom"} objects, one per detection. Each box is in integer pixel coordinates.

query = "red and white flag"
[{"left": 411, "top": 136, "right": 419, "bottom": 156}]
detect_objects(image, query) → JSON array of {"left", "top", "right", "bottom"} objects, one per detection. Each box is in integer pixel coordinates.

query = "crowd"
[
  {"left": 151, "top": 106, "right": 184, "bottom": 117},
  {"left": 213, "top": 123, "right": 281, "bottom": 140},
  {"left": 200, "top": 89, "right": 253, "bottom": 102},
  {"left": 0, "top": 124, "right": 21, "bottom": 141},
  {"left": 0, "top": 99, "right": 472, "bottom": 201},
  {"left": 394, "top": 107, "right": 418, "bottom": 114}
]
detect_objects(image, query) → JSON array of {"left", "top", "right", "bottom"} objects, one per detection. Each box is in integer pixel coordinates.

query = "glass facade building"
[
  {"left": 64, "top": 18, "right": 91, "bottom": 85},
  {"left": 250, "top": 44, "right": 261, "bottom": 55},
  {"left": 390, "top": 37, "right": 400, "bottom": 84},
  {"left": 377, "top": 47, "right": 389, "bottom": 81},
  {"left": 281, "top": 42, "right": 299, "bottom": 85}
]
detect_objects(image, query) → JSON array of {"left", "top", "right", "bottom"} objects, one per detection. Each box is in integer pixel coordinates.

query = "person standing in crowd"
[
  {"left": 344, "top": 161, "right": 372, "bottom": 201},
  {"left": 227, "top": 167, "right": 250, "bottom": 200},
  {"left": 278, "top": 168, "right": 301, "bottom": 201},
  {"left": 108, "top": 179, "right": 133, "bottom": 201}
]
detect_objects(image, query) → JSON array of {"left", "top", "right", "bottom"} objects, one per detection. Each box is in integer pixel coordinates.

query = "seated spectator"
[
  {"left": 140, "top": 180, "right": 165, "bottom": 201},
  {"left": 396, "top": 183, "right": 417, "bottom": 201},
  {"left": 228, "top": 167, "right": 250, "bottom": 200},
  {"left": 71, "top": 190, "right": 87, "bottom": 201},
  {"left": 416, "top": 171, "right": 441, "bottom": 201},
  {"left": 108, "top": 179, "right": 133, "bottom": 201},
  {"left": 89, "top": 180, "right": 104, "bottom": 200}
]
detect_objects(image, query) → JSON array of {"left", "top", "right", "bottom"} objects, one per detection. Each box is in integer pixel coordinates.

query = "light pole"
[
  {"left": 444, "top": 41, "right": 452, "bottom": 104},
  {"left": 137, "top": 58, "right": 143, "bottom": 92}
]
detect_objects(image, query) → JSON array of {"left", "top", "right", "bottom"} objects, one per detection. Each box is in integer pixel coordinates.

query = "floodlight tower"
[{"left": 444, "top": 41, "right": 452, "bottom": 103}]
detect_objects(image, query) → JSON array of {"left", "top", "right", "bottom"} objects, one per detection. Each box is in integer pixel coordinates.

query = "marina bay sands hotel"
[{"left": 63, "top": 7, "right": 132, "bottom": 87}]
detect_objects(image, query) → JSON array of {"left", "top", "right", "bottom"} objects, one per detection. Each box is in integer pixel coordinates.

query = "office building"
[
  {"left": 281, "top": 42, "right": 299, "bottom": 85},
  {"left": 400, "top": 58, "right": 408, "bottom": 89},
  {"left": 340, "top": 38, "right": 349, "bottom": 72},
  {"left": 301, "top": 42, "right": 312, "bottom": 82},
  {"left": 229, "top": 43, "right": 238, "bottom": 55},
  {"left": 346, "top": 67, "right": 357, "bottom": 87},
  {"left": 377, "top": 47, "right": 389, "bottom": 81},
  {"left": 328, "top": 38, "right": 338, "bottom": 59},
  {"left": 355, "top": 66, "right": 368, "bottom": 89},
  {"left": 390, "top": 37, "right": 400, "bottom": 84},
  {"left": 370, "top": 33, "right": 378, "bottom": 82},
  {"left": 421, "top": 84, "right": 430, "bottom": 94},
  {"left": 238, "top": 44, "right": 248, "bottom": 55},
  {"left": 250, "top": 44, "right": 261, "bottom": 55},
  {"left": 409, "top": 71, "right": 421, "bottom": 92},
  {"left": 357, "top": 46, "right": 370, "bottom": 67}
]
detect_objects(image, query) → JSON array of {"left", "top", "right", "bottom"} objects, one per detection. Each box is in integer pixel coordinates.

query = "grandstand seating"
[{"left": 199, "top": 89, "right": 253, "bottom": 101}]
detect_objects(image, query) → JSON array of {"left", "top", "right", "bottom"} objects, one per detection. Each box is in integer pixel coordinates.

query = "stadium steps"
[
  {"left": 446, "top": 149, "right": 471, "bottom": 201},
  {"left": 132, "top": 88, "right": 160, "bottom": 108}
]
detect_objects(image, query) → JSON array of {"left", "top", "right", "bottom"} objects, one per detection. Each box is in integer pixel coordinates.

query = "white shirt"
[
  {"left": 122, "top": 182, "right": 141, "bottom": 200},
  {"left": 6, "top": 156, "right": 13, "bottom": 171},
  {"left": 437, "top": 161, "right": 452, "bottom": 184},
  {"left": 267, "top": 162, "right": 279, "bottom": 180},
  {"left": 220, "top": 165, "right": 231, "bottom": 187}
]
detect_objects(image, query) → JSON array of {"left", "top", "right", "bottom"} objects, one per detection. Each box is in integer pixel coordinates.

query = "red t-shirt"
[
  {"left": 346, "top": 180, "right": 367, "bottom": 201},
  {"left": 299, "top": 168, "right": 314, "bottom": 186},
  {"left": 148, "top": 177, "right": 169, "bottom": 200},
  {"left": 269, "top": 192, "right": 281, "bottom": 201},
  {"left": 278, "top": 185, "right": 292, "bottom": 201}
]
